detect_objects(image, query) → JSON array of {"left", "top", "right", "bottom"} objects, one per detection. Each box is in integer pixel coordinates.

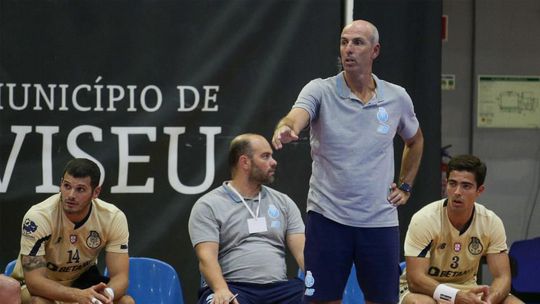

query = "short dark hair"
[
  {"left": 228, "top": 135, "right": 254, "bottom": 172},
  {"left": 62, "top": 158, "right": 101, "bottom": 189},
  {"left": 446, "top": 154, "right": 487, "bottom": 186}
]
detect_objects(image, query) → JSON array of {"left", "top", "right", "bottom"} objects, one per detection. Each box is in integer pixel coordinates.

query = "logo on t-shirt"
[
  {"left": 86, "top": 230, "right": 102, "bottom": 248},
  {"left": 376, "top": 107, "right": 390, "bottom": 134},
  {"left": 22, "top": 218, "right": 38, "bottom": 235},
  {"left": 268, "top": 204, "right": 280, "bottom": 218},
  {"left": 468, "top": 237, "right": 483, "bottom": 255}
]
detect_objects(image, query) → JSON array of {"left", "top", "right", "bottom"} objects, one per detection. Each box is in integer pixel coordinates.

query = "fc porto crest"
[
  {"left": 304, "top": 271, "right": 315, "bottom": 296},
  {"left": 268, "top": 204, "right": 280, "bottom": 219},
  {"left": 376, "top": 107, "right": 390, "bottom": 134},
  {"left": 86, "top": 230, "right": 102, "bottom": 248},
  {"left": 468, "top": 237, "right": 483, "bottom": 255},
  {"left": 22, "top": 218, "right": 38, "bottom": 235}
]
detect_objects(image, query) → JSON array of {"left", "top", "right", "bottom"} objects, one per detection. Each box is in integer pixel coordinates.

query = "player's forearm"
[
  {"left": 487, "top": 277, "right": 511, "bottom": 304},
  {"left": 23, "top": 255, "right": 82, "bottom": 302},
  {"left": 106, "top": 274, "right": 129, "bottom": 300},
  {"left": 26, "top": 275, "right": 82, "bottom": 302},
  {"left": 407, "top": 273, "right": 441, "bottom": 297}
]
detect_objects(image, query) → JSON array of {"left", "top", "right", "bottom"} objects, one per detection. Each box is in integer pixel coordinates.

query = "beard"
[{"left": 249, "top": 165, "right": 275, "bottom": 185}]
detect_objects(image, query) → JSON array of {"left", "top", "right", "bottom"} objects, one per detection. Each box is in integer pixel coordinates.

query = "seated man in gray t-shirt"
[{"left": 188, "top": 133, "right": 305, "bottom": 304}]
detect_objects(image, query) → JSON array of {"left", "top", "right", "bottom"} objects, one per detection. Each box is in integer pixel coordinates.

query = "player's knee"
[
  {"left": 2, "top": 277, "right": 20, "bottom": 292},
  {"left": 402, "top": 293, "right": 436, "bottom": 304},
  {"left": 0, "top": 276, "right": 21, "bottom": 303},
  {"left": 504, "top": 294, "right": 525, "bottom": 304},
  {"left": 117, "top": 294, "right": 136, "bottom": 304},
  {"left": 30, "top": 296, "right": 54, "bottom": 304}
]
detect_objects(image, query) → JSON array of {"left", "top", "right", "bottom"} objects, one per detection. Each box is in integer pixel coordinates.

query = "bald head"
[
  {"left": 342, "top": 19, "right": 379, "bottom": 45},
  {"left": 228, "top": 133, "right": 266, "bottom": 172}
]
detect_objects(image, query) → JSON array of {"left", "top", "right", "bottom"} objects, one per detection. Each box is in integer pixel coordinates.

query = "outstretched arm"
[
  {"left": 194, "top": 242, "right": 239, "bottom": 304},
  {"left": 272, "top": 108, "right": 310, "bottom": 150},
  {"left": 22, "top": 255, "right": 111, "bottom": 304}
]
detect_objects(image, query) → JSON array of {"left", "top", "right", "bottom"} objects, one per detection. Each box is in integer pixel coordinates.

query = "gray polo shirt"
[
  {"left": 188, "top": 182, "right": 304, "bottom": 284},
  {"left": 293, "top": 72, "right": 419, "bottom": 227}
]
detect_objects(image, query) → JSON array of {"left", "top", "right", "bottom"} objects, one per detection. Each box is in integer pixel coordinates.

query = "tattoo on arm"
[{"left": 22, "top": 255, "right": 47, "bottom": 272}]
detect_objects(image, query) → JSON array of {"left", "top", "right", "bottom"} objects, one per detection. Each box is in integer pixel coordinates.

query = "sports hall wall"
[
  {"left": 1, "top": 0, "right": 442, "bottom": 302},
  {"left": 441, "top": 0, "right": 540, "bottom": 281},
  {"left": 441, "top": 0, "right": 540, "bottom": 241}
]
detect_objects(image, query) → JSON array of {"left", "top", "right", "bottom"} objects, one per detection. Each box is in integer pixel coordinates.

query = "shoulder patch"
[{"left": 22, "top": 218, "right": 38, "bottom": 235}]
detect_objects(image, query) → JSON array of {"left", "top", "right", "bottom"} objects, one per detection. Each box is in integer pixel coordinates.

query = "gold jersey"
[
  {"left": 12, "top": 193, "right": 129, "bottom": 286},
  {"left": 400, "top": 199, "right": 507, "bottom": 290}
]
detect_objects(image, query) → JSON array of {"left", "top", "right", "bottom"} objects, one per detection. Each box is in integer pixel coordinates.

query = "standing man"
[
  {"left": 11, "top": 158, "right": 134, "bottom": 304},
  {"left": 272, "top": 19, "right": 424, "bottom": 304},
  {"left": 400, "top": 155, "right": 522, "bottom": 304},
  {"left": 189, "top": 133, "right": 305, "bottom": 304},
  {"left": 0, "top": 274, "right": 21, "bottom": 303}
]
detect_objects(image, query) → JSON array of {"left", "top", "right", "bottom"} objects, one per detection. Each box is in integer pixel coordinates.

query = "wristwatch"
[{"left": 398, "top": 182, "right": 412, "bottom": 193}]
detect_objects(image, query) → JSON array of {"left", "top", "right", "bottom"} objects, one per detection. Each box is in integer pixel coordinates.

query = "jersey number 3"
[{"left": 450, "top": 256, "right": 460, "bottom": 269}]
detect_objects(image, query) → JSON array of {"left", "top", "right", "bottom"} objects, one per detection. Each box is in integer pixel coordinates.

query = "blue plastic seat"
[
  {"left": 3, "top": 259, "right": 16, "bottom": 275},
  {"left": 341, "top": 266, "right": 365, "bottom": 304},
  {"left": 105, "top": 257, "right": 184, "bottom": 304},
  {"left": 400, "top": 261, "right": 406, "bottom": 274},
  {"left": 509, "top": 237, "right": 540, "bottom": 303}
]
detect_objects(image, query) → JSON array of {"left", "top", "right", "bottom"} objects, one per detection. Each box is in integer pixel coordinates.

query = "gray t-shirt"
[
  {"left": 293, "top": 72, "right": 419, "bottom": 227},
  {"left": 188, "top": 182, "right": 305, "bottom": 284}
]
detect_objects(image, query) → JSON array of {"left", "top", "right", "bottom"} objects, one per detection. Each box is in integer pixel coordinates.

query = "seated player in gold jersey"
[
  {"left": 11, "top": 158, "right": 134, "bottom": 304},
  {"left": 400, "top": 155, "right": 522, "bottom": 304}
]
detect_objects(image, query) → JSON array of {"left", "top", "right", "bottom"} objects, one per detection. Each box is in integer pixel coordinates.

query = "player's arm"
[
  {"left": 406, "top": 256, "right": 488, "bottom": 304},
  {"left": 286, "top": 233, "right": 305, "bottom": 271},
  {"left": 194, "top": 242, "right": 238, "bottom": 304},
  {"left": 103, "top": 252, "right": 130, "bottom": 301},
  {"left": 22, "top": 254, "right": 110, "bottom": 304},
  {"left": 406, "top": 256, "right": 441, "bottom": 296},
  {"left": 485, "top": 252, "right": 512, "bottom": 304},
  {"left": 272, "top": 108, "right": 310, "bottom": 149}
]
